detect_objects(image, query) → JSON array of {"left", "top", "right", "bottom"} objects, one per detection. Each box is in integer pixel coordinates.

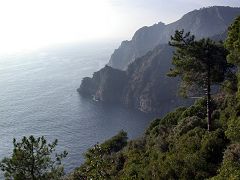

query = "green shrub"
[{"left": 211, "top": 144, "right": 240, "bottom": 180}]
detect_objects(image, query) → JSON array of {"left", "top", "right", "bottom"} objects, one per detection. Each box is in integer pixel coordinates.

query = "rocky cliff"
[
  {"left": 78, "top": 6, "right": 240, "bottom": 115},
  {"left": 108, "top": 6, "right": 240, "bottom": 70},
  {"left": 78, "top": 65, "right": 127, "bottom": 103},
  {"left": 122, "top": 45, "right": 186, "bottom": 113},
  {"left": 78, "top": 45, "right": 190, "bottom": 114}
]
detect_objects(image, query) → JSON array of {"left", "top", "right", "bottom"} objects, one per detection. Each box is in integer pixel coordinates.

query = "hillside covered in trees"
[
  {"left": 1, "top": 8, "right": 240, "bottom": 180},
  {"left": 67, "top": 16, "right": 240, "bottom": 179}
]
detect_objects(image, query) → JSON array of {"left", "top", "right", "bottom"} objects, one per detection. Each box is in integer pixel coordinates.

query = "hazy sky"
[{"left": 0, "top": 0, "right": 239, "bottom": 53}]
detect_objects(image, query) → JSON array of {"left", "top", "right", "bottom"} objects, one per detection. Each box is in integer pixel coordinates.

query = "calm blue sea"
[{"left": 0, "top": 42, "right": 154, "bottom": 177}]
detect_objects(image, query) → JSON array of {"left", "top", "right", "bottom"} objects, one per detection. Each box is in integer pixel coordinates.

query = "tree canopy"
[
  {"left": 168, "top": 30, "right": 231, "bottom": 97},
  {"left": 0, "top": 136, "right": 67, "bottom": 180},
  {"left": 67, "top": 17, "right": 240, "bottom": 180},
  {"left": 168, "top": 29, "right": 233, "bottom": 131},
  {"left": 225, "top": 16, "right": 240, "bottom": 67}
]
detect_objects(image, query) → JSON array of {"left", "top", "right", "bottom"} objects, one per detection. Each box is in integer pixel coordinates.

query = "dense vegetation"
[
  {"left": 0, "top": 136, "right": 67, "bottom": 180},
  {"left": 67, "top": 95, "right": 239, "bottom": 179},
  {"left": 168, "top": 29, "right": 232, "bottom": 131},
  {"left": 1, "top": 15, "right": 239, "bottom": 180},
  {"left": 67, "top": 16, "right": 240, "bottom": 180}
]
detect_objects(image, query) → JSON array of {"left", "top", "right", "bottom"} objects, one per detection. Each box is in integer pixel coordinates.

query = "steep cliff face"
[
  {"left": 107, "top": 22, "right": 166, "bottom": 70},
  {"left": 78, "top": 45, "right": 189, "bottom": 114},
  {"left": 78, "top": 6, "right": 239, "bottom": 114},
  {"left": 122, "top": 45, "right": 185, "bottom": 113},
  {"left": 108, "top": 6, "right": 240, "bottom": 70},
  {"left": 78, "top": 66, "right": 127, "bottom": 103}
]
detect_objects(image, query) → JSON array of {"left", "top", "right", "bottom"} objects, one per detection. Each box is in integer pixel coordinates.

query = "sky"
[{"left": 0, "top": 0, "right": 239, "bottom": 54}]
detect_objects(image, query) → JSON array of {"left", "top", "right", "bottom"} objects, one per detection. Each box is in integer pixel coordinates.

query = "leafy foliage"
[
  {"left": 211, "top": 144, "right": 240, "bottom": 180},
  {"left": 66, "top": 16, "right": 240, "bottom": 180},
  {"left": 225, "top": 16, "right": 240, "bottom": 67},
  {"left": 225, "top": 16, "right": 240, "bottom": 100},
  {"left": 68, "top": 130, "right": 128, "bottom": 180},
  {"left": 168, "top": 29, "right": 233, "bottom": 131},
  {"left": 168, "top": 30, "right": 231, "bottom": 97},
  {"left": 0, "top": 136, "right": 67, "bottom": 180},
  {"left": 67, "top": 96, "right": 233, "bottom": 179}
]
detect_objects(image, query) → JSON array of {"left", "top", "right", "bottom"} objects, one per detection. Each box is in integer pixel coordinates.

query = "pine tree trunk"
[
  {"left": 207, "top": 63, "right": 211, "bottom": 131},
  {"left": 207, "top": 79, "right": 211, "bottom": 131},
  {"left": 31, "top": 143, "right": 35, "bottom": 180}
]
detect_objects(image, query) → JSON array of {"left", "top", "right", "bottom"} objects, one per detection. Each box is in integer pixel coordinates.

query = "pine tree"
[
  {"left": 0, "top": 136, "right": 67, "bottom": 180},
  {"left": 225, "top": 16, "right": 240, "bottom": 98},
  {"left": 225, "top": 16, "right": 240, "bottom": 67},
  {"left": 168, "top": 30, "right": 232, "bottom": 131}
]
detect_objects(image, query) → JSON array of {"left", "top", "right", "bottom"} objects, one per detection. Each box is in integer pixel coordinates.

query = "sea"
[{"left": 0, "top": 41, "right": 154, "bottom": 177}]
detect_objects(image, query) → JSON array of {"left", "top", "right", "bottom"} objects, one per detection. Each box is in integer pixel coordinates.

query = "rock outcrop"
[
  {"left": 78, "top": 65, "right": 127, "bottom": 103},
  {"left": 78, "top": 6, "right": 240, "bottom": 115},
  {"left": 108, "top": 6, "right": 240, "bottom": 70},
  {"left": 79, "top": 45, "right": 190, "bottom": 114}
]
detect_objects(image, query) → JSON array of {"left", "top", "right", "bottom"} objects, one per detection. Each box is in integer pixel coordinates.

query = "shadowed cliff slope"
[
  {"left": 108, "top": 6, "right": 240, "bottom": 70},
  {"left": 78, "top": 45, "right": 190, "bottom": 114},
  {"left": 78, "top": 6, "right": 240, "bottom": 115}
]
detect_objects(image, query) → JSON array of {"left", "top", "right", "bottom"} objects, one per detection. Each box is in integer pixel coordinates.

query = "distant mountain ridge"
[
  {"left": 108, "top": 6, "right": 240, "bottom": 70},
  {"left": 78, "top": 6, "right": 240, "bottom": 115}
]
